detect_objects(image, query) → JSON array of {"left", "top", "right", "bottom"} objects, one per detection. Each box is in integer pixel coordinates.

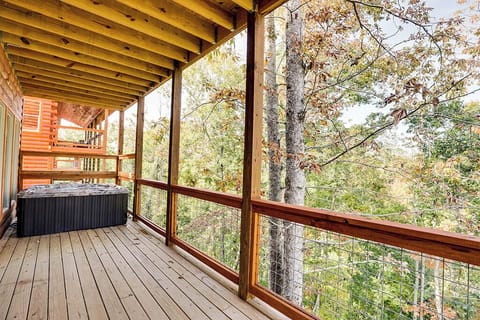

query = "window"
[{"left": 22, "top": 100, "right": 41, "bottom": 131}]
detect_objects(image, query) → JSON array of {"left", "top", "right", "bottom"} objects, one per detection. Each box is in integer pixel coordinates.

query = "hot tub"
[{"left": 16, "top": 183, "right": 128, "bottom": 237}]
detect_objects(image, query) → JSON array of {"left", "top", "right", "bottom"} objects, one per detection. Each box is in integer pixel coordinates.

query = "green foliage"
[{"left": 130, "top": 1, "right": 480, "bottom": 319}]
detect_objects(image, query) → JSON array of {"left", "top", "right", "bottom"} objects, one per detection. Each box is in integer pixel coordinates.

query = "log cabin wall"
[
  {"left": 0, "top": 44, "right": 22, "bottom": 236},
  {"left": 21, "top": 97, "right": 57, "bottom": 188}
]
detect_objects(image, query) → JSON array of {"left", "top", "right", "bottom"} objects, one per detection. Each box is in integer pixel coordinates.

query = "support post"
[
  {"left": 239, "top": 11, "right": 265, "bottom": 300},
  {"left": 101, "top": 109, "right": 109, "bottom": 181},
  {"left": 116, "top": 110, "right": 125, "bottom": 185},
  {"left": 133, "top": 97, "right": 145, "bottom": 221},
  {"left": 166, "top": 67, "right": 182, "bottom": 246}
]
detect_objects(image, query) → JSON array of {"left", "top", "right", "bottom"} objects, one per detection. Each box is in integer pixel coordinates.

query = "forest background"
[{"left": 95, "top": 1, "right": 480, "bottom": 319}]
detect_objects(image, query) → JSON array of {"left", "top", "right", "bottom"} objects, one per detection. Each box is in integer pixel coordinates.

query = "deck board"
[
  {"left": 27, "top": 235, "right": 49, "bottom": 320},
  {"left": 7, "top": 236, "right": 38, "bottom": 320},
  {"left": 0, "top": 221, "right": 285, "bottom": 320},
  {"left": 48, "top": 233, "right": 68, "bottom": 320}
]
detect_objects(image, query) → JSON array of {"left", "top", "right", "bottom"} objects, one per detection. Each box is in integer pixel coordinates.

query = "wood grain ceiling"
[{"left": 0, "top": 0, "right": 285, "bottom": 115}]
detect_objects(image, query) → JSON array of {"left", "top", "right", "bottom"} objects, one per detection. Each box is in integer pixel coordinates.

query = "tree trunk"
[
  {"left": 266, "top": 15, "right": 285, "bottom": 295},
  {"left": 284, "top": 0, "right": 305, "bottom": 305}
]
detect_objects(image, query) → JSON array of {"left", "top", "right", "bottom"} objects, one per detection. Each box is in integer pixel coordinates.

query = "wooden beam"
[
  {"left": 239, "top": 11, "right": 265, "bottom": 300},
  {"left": 133, "top": 96, "right": 145, "bottom": 221},
  {"left": 115, "top": 0, "right": 216, "bottom": 43},
  {"left": 166, "top": 67, "right": 182, "bottom": 246},
  {"left": 17, "top": 76, "right": 136, "bottom": 101},
  {"left": 259, "top": 0, "right": 289, "bottom": 15},
  {"left": 3, "top": 0, "right": 197, "bottom": 57},
  {"left": 3, "top": 34, "right": 162, "bottom": 84},
  {"left": 185, "top": 10, "right": 248, "bottom": 70},
  {"left": 136, "top": 179, "right": 168, "bottom": 190},
  {"left": 20, "top": 150, "right": 118, "bottom": 159},
  {"left": 0, "top": 18, "right": 173, "bottom": 73},
  {"left": 62, "top": 0, "right": 199, "bottom": 55},
  {"left": 171, "top": 184, "right": 242, "bottom": 209},
  {"left": 22, "top": 90, "right": 125, "bottom": 110},
  {"left": 14, "top": 68, "right": 142, "bottom": 96},
  {"left": 170, "top": 0, "right": 235, "bottom": 30},
  {"left": 172, "top": 237, "right": 240, "bottom": 284},
  {"left": 0, "top": 5, "right": 180, "bottom": 67},
  {"left": 232, "top": 0, "right": 254, "bottom": 11},
  {"left": 19, "top": 79, "right": 133, "bottom": 104},
  {"left": 21, "top": 170, "right": 117, "bottom": 180},
  {"left": 22, "top": 86, "right": 128, "bottom": 107},
  {"left": 13, "top": 63, "right": 147, "bottom": 94},
  {"left": 116, "top": 110, "right": 125, "bottom": 185},
  {"left": 253, "top": 199, "right": 480, "bottom": 266},
  {"left": 102, "top": 109, "right": 109, "bottom": 176}
]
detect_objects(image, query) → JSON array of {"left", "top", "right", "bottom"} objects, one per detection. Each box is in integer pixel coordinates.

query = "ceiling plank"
[
  {"left": 259, "top": 0, "right": 288, "bottom": 14},
  {"left": 19, "top": 78, "right": 134, "bottom": 103},
  {"left": 7, "top": 49, "right": 157, "bottom": 88},
  {"left": 0, "top": 19, "right": 170, "bottom": 75},
  {"left": 7, "top": 49, "right": 153, "bottom": 90},
  {"left": 170, "top": 0, "right": 235, "bottom": 30},
  {"left": 15, "top": 70, "right": 142, "bottom": 97},
  {"left": 231, "top": 0, "right": 254, "bottom": 11},
  {"left": 60, "top": 0, "right": 200, "bottom": 54},
  {"left": 113, "top": 0, "right": 217, "bottom": 43},
  {"left": 22, "top": 85, "right": 130, "bottom": 105},
  {"left": 18, "top": 76, "right": 135, "bottom": 101},
  {"left": 13, "top": 63, "right": 147, "bottom": 93},
  {"left": 0, "top": 6, "right": 180, "bottom": 67},
  {"left": 3, "top": 0, "right": 196, "bottom": 57},
  {"left": 22, "top": 89, "right": 127, "bottom": 110}
]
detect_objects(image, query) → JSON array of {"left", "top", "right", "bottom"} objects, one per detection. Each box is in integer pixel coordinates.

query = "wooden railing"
[
  {"left": 116, "top": 153, "right": 136, "bottom": 183},
  {"left": 133, "top": 177, "right": 480, "bottom": 320},
  {"left": 19, "top": 150, "right": 121, "bottom": 189},
  {"left": 51, "top": 125, "right": 107, "bottom": 154},
  {"left": 16, "top": 147, "right": 480, "bottom": 319}
]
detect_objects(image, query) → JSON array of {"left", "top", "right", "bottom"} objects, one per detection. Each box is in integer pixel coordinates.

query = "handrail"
[
  {"left": 171, "top": 184, "right": 242, "bottom": 209},
  {"left": 118, "top": 153, "right": 136, "bottom": 160},
  {"left": 21, "top": 170, "right": 116, "bottom": 180},
  {"left": 54, "top": 125, "right": 106, "bottom": 133},
  {"left": 131, "top": 178, "right": 480, "bottom": 266},
  {"left": 137, "top": 178, "right": 167, "bottom": 190},
  {"left": 118, "top": 172, "right": 136, "bottom": 182},
  {"left": 20, "top": 150, "right": 118, "bottom": 159},
  {"left": 132, "top": 179, "right": 480, "bottom": 320},
  {"left": 252, "top": 198, "right": 480, "bottom": 266}
]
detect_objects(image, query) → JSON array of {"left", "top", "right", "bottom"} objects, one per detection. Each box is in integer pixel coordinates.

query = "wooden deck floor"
[{"left": 0, "top": 221, "right": 284, "bottom": 320}]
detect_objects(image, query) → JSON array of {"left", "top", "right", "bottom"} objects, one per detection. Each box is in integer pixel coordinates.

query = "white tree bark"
[
  {"left": 284, "top": 0, "right": 305, "bottom": 305},
  {"left": 266, "top": 15, "right": 285, "bottom": 295},
  {"left": 434, "top": 259, "right": 443, "bottom": 319}
]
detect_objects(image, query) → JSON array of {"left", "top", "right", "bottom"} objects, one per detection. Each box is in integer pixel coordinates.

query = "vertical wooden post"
[
  {"left": 116, "top": 110, "right": 125, "bottom": 185},
  {"left": 102, "top": 109, "right": 109, "bottom": 152},
  {"left": 101, "top": 109, "right": 109, "bottom": 182},
  {"left": 239, "top": 11, "right": 265, "bottom": 300},
  {"left": 166, "top": 67, "right": 182, "bottom": 246},
  {"left": 133, "top": 97, "right": 145, "bottom": 221}
]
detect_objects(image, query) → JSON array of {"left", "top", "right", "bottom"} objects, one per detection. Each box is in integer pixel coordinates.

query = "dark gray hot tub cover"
[{"left": 17, "top": 183, "right": 129, "bottom": 198}]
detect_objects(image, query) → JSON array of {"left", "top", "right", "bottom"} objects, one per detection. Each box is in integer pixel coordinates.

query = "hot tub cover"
[{"left": 17, "top": 183, "right": 129, "bottom": 198}]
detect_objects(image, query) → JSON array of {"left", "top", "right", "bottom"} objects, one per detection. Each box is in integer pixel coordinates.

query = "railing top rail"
[
  {"left": 171, "top": 184, "right": 243, "bottom": 209},
  {"left": 54, "top": 125, "right": 106, "bottom": 133},
  {"left": 20, "top": 150, "right": 118, "bottom": 159},
  {"left": 253, "top": 198, "right": 480, "bottom": 266},
  {"left": 137, "top": 178, "right": 167, "bottom": 190},
  {"left": 118, "top": 153, "right": 136, "bottom": 160}
]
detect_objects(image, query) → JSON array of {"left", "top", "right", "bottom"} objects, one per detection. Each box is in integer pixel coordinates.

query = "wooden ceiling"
[{"left": 0, "top": 0, "right": 285, "bottom": 115}]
